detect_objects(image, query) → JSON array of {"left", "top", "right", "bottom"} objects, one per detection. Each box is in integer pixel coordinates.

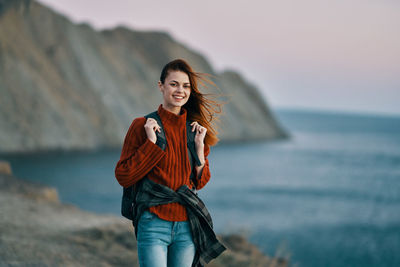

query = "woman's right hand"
[{"left": 144, "top": 118, "right": 161, "bottom": 144}]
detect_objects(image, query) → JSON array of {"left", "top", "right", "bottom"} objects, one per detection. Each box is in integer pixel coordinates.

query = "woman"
[{"left": 115, "top": 59, "right": 225, "bottom": 267}]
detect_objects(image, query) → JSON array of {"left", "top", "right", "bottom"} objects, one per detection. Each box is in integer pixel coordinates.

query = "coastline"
[{"left": 0, "top": 161, "right": 288, "bottom": 266}]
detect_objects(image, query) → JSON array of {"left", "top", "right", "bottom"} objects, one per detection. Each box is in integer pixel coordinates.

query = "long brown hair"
[{"left": 159, "top": 58, "right": 227, "bottom": 147}]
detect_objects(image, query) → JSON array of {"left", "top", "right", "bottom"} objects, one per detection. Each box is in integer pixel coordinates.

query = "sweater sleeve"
[
  {"left": 115, "top": 117, "right": 166, "bottom": 188},
  {"left": 196, "top": 143, "right": 211, "bottom": 190}
]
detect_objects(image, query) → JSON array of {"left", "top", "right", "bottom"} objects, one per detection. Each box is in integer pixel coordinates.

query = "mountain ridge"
[{"left": 0, "top": 0, "right": 288, "bottom": 153}]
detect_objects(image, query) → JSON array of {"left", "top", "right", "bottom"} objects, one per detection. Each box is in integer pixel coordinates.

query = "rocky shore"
[{"left": 0, "top": 161, "right": 289, "bottom": 266}]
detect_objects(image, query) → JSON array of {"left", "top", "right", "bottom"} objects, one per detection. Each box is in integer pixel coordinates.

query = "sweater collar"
[{"left": 157, "top": 104, "right": 187, "bottom": 125}]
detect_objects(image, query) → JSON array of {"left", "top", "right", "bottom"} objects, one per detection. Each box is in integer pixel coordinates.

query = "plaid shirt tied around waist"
[{"left": 132, "top": 177, "right": 227, "bottom": 267}]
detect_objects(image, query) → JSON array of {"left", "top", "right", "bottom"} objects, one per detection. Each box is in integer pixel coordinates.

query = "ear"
[{"left": 158, "top": 81, "right": 163, "bottom": 92}]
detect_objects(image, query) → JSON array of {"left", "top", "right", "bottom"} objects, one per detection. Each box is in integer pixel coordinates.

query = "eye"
[
  {"left": 170, "top": 83, "right": 176, "bottom": 86},
  {"left": 184, "top": 85, "right": 191, "bottom": 89}
]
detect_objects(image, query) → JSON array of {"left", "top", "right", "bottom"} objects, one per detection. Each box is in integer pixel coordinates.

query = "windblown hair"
[{"left": 159, "top": 58, "right": 227, "bottom": 147}]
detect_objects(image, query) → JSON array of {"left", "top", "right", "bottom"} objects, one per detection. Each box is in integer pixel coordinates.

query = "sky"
[{"left": 37, "top": 0, "right": 400, "bottom": 116}]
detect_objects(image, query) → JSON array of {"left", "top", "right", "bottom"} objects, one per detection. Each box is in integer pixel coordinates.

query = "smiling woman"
[
  {"left": 115, "top": 58, "right": 227, "bottom": 267},
  {"left": 157, "top": 59, "right": 225, "bottom": 147},
  {"left": 159, "top": 71, "right": 192, "bottom": 109}
]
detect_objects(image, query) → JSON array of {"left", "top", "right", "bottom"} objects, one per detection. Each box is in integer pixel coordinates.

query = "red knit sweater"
[{"left": 115, "top": 104, "right": 211, "bottom": 221}]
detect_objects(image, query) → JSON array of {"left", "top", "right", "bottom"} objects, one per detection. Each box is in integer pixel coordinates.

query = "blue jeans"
[{"left": 137, "top": 210, "right": 196, "bottom": 267}]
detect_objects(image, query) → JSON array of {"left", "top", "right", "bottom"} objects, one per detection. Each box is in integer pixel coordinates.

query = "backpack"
[{"left": 121, "top": 110, "right": 202, "bottom": 220}]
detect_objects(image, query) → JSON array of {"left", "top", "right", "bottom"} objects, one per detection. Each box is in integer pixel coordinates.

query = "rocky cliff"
[{"left": 0, "top": 0, "right": 288, "bottom": 153}]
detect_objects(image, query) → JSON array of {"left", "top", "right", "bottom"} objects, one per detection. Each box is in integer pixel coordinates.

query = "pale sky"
[{"left": 37, "top": 0, "right": 400, "bottom": 116}]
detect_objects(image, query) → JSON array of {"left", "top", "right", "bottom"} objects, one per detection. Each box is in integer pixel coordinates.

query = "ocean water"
[{"left": 2, "top": 109, "right": 400, "bottom": 267}]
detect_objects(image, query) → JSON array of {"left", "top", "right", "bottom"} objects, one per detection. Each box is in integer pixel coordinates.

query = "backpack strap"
[
  {"left": 186, "top": 120, "right": 203, "bottom": 167},
  {"left": 144, "top": 110, "right": 202, "bottom": 188},
  {"left": 144, "top": 111, "right": 167, "bottom": 150},
  {"left": 121, "top": 109, "right": 203, "bottom": 221}
]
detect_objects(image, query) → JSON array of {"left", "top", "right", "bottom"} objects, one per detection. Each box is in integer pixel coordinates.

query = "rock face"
[
  {"left": 0, "top": 162, "right": 289, "bottom": 266},
  {"left": 0, "top": 0, "right": 288, "bottom": 153},
  {"left": 0, "top": 160, "right": 12, "bottom": 174}
]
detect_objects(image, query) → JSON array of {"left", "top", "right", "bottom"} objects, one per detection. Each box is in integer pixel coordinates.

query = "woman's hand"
[
  {"left": 190, "top": 121, "right": 207, "bottom": 166},
  {"left": 190, "top": 121, "right": 207, "bottom": 146},
  {"left": 144, "top": 118, "right": 161, "bottom": 144}
]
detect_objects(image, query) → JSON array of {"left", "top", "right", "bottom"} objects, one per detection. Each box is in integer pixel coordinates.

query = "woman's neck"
[{"left": 162, "top": 103, "right": 182, "bottom": 115}]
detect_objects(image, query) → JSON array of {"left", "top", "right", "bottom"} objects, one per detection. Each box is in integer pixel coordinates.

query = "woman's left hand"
[{"left": 190, "top": 121, "right": 207, "bottom": 146}]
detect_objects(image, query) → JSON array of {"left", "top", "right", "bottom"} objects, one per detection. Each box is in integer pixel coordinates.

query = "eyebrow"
[{"left": 170, "top": 80, "right": 190, "bottom": 85}]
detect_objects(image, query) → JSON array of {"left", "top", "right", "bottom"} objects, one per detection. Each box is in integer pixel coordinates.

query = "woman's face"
[{"left": 158, "top": 70, "right": 191, "bottom": 113}]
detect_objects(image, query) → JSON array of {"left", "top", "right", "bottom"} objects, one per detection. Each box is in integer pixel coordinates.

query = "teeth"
[{"left": 174, "top": 96, "right": 184, "bottom": 99}]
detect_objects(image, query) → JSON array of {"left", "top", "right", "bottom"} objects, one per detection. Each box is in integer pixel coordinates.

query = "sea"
[{"left": 2, "top": 108, "right": 400, "bottom": 267}]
